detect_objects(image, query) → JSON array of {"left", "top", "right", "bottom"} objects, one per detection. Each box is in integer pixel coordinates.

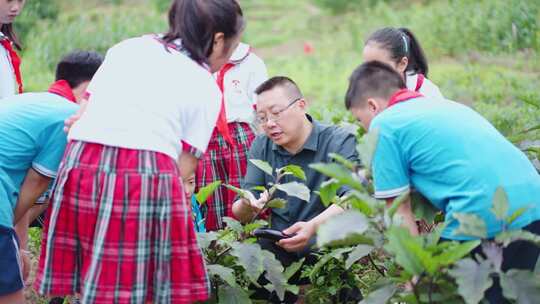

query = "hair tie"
[{"left": 402, "top": 35, "right": 408, "bottom": 54}]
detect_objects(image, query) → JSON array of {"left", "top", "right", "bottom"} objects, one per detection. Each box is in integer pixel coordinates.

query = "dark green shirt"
[{"left": 242, "top": 117, "right": 359, "bottom": 262}]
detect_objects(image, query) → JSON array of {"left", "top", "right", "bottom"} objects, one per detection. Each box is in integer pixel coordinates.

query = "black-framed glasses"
[{"left": 256, "top": 97, "right": 302, "bottom": 125}]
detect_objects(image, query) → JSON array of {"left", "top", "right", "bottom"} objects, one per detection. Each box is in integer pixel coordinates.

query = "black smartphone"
[{"left": 252, "top": 228, "right": 296, "bottom": 241}]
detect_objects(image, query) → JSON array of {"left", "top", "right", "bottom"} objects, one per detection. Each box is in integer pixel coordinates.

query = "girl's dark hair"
[
  {"left": 1, "top": 24, "right": 22, "bottom": 50},
  {"left": 365, "top": 27, "right": 428, "bottom": 77},
  {"left": 162, "top": 0, "right": 244, "bottom": 64}
]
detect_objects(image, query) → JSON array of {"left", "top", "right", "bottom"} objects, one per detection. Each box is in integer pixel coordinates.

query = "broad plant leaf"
[
  {"left": 359, "top": 283, "right": 397, "bottom": 304},
  {"left": 231, "top": 242, "right": 265, "bottom": 283},
  {"left": 495, "top": 229, "right": 540, "bottom": 247},
  {"left": 329, "top": 152, "right": 357, "bottom": 170},
  {"left": 317, "top": 179, "right": 340, "bottom": 207},
  {"left": 222, "top": 217, "right": 243, "bottom": 234},
  {"left": 275, "top": 182, "right": 310, "bottom": 202},
  {"left": 410, "top": 192, "right": 439, "bottom": 223},
  {"left": 434, "top": 240, "right": 481, "bottom": 268},
  {"left": 345, "top": 245, "right": 374, "bottom": 269},
  {"left": 317, "top": 210, "right": 371, "bottom": 247},
  {"left": 357, "top": 128, "right": 380, "bottom": 171},
  {"left": 250, "top": 159, "right": 274, "bottom": 177},
  {"left": 384, "top": 227, "right": 432, "bottom": 276},
  {"left": 453, "top": 212, "right": 487, "bottom": 239},
  {"left": 195, "top": 181, "right": 222, "bottom": 205},
  {"left": 284, "top": 258, "right": 305, "bottom": 280},
  {"left": 482, "top": 242, "right": 503, "bottom": 272},
  {"left": 218, "top": 285, "right": 251, "bottom": 304},
  {"left": 491, "top": 187, "right": 509, "bottom": 221},
  {"left": 207, "top": 264, "right": 237, "bottom": 287},
  {"left": 266, "top": 198, "right": 287, "bottom": 209},
  {"left": 278, "top": 164, "right": 307, "bottom": 181},
  {"left": 500, "top": 269, "right": 540, "bottom": 304},
  {"left": 224, "top": 184, "right": 257, "bottom": 202},
  {"left": 197, "top": 231, "right": 219, "bottom": 249},
  {"left": 448, "top": 258, "right": 494, "bottom": 304},
  {"left": 309, "top": 162, "right": 364, "bottom": 192},
  {"left": 262, "top": 250, "right": 287, "bottom": 301}
]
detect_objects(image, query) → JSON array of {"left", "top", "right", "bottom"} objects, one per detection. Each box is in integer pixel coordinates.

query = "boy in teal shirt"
[
  {"left": 0, "top": 51, "right": 102, "bottom": 302},
  {"left": 345, "top": 61, "right": 540, "bottom": 303}
]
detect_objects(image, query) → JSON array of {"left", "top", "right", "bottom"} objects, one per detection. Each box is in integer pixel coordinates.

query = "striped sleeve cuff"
[
  {"left": 181, "top": 141, "right": 204, "bottom": 159},
  {"left": 373, "top": 185, "right": 410, "bottom": 199},
  {"left": 32, "top": 163, "right": 57, "bottom": 178}
]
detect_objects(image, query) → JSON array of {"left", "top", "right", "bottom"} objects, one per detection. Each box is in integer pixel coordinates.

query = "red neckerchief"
[
  {"left": 387, "top": 89, "right": 423, "bottom": 108},
  {"left": 48, "top": 80, "right": 76, "bottom": 103},
  {"left": 215, "top": 63, "right": 236, "bottom": 146},
  {"left": 0, "top": 37, "right": 23, "bottom": 93},
  {"left": 415, "top": 74, "right": 425, "bottom": 92}
]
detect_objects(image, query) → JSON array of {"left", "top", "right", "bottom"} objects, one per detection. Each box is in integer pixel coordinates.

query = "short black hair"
[
  {"left": 345, "top": 61, "right": 406, "bottom": 109},
  {"left": 255, "top": 76, "right": 303, "bottom": 99},
  {"left": 55, "top": 50, "right": 104, "bottom": 89}
]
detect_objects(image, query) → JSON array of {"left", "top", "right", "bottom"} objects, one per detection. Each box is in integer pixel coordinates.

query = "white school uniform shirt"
[
  {"left": 217, "top": 43, "right": 268, "bottom": 123},
  {"left": 0, "top": 32, "right": 16, "bottom": 100},
  {"left": 69, "top": 36, "right": 221, "bottom": 160},
  {"left": 406, "top": 72, "right": 444, "bottom": 99}
]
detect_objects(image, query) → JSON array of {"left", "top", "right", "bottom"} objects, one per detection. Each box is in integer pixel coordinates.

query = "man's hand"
[
  {"left": 64, "top": 97, "right": 88, "bottom": 133},
  {"left": 232, "top": 190, "right": 269, "bottom": 223},
  {"left": 277, "top": 221, "right": 317, "bottom": 252}
]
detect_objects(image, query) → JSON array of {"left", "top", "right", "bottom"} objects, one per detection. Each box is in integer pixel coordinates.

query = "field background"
[{"left": 17, "top": 0, "right": 539, "bottom": 302}]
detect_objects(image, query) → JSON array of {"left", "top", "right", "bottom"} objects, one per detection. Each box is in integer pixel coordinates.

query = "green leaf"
[
  {"left": 309, "top": 163, "right": 363, "bottom": 192},
  {"left": 224, "top": 184, "right": 256, "bottom": 202},
  {"left": 410, "top": 192, "right": 439, "bottom": 223},
  {"left": 262, "top": 250, "right": 287, "bottom": 301},
  {"left": 309, "top": 248, "right": 351, "bottom": 282},
  {"left": 359, "top": 283, "right": 397, "bottom": 304},
  {"left": 197, "top": 231, "right": 219, "bottom": 249},
  {"left": 448, "top": 258, "right": 494, "bottom": 304},
  {"left": 357, "top": 128, "right": 380, "bottom": 171},
  {"left": 278, "top": 164, "right": 307, "bottom": 181},
  {"left": 231, "top": 242, "right": 265, "bottom": 283},
  {"left": 495, "top": 229, "right": 540, "bottom": 247},
  {"left": 491, "top": 187, "right": 509, "bottom": 221},
  {"left": 250, "top": 185, "right": 267, "bottom": 192},
  {"left": 284, "top": 258, "right": 305, "bottom": 280},
  {"left": 317, "top": 179, "right": 340, "bottom": 207},
  {"left": 345, "top": 245, "right": 374, "bottom": 269},
  {"left": 222, "top": 217, "right": 243, "bottom": 234},
  {"left": 266, "top": 198, "right": 287, "bottom": 209},
  {"left": 207, "top": 264, "right": 237, "bottom": 287},
  {"left": 434, "top": 240, "right": 480, "bottom": 268},
  {"left": 195, "top": 181, "right": 222, "bottom": 205},
  {"left": 453, "top": 213, "right": 487, "bottom": 239},
  {"left": 500, "top": 269, "right": 540, "bottom": 303},
  {"left": 506, "top": 206, "right": 530, "bottom": 225},
  {"left": 250, "top": 159, "right": 274, "bottom": 177},
  {"left": 275, "top": 182, "right": 310, "bottom": 202},
  {"left": 329, "top": 152, "right": 357, "bottom": 170},
  {"left": 317, "top": 210, "right": 371, "bottom": 247},
  {"left": 217, "top": 285, "right": 251, "bottom": 304},
  {"left": 387, "top": 190, "right": 410, "bottom": 218},
  {"left": 384, "top": 227, "right": 432, "bottom": 276},
  {"left": 243, "top": 220, "right": 268, "bottom": 234}
]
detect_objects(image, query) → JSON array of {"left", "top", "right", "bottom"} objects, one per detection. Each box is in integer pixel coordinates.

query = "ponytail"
[
  {"left": 0, "top": 24, "right": 22, "bottom": 50},
  {"left": 365, "top": 27, "right": 429, "bottom": 77}
]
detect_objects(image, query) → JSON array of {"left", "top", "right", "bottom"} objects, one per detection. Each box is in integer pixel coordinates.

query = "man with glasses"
[{"left": 232, "top": 76, "right": 361, "bottom": 303}]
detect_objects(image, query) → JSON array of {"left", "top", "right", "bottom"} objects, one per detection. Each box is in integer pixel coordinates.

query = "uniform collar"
[{"left": 229, "top": 43, "right": 251, "bottom": 64}]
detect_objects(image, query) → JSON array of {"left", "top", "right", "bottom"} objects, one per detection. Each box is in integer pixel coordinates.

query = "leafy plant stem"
[{"left": 368, "top": 254, "right": 386, "bottom": 277}]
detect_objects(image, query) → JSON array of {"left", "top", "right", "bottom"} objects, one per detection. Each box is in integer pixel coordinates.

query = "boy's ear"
[{"left": 367, "top": 98, "right": 379, "bottom": 113}]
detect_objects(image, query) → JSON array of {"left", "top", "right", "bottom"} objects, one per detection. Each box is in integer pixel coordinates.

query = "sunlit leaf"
[
  {"left": 244, "top": 220, "right": 268, "bottom": 233},
  {"left": 345, "top": 245, "right": 374, "bottom": 269},
  {"left": 453, "top": 213, "right": 487, "bottom": 239},
  {"left": 207, "top": 264, "right": 237, "bottom": 287},
  {"left": 500, "top": 269, "right": 540, "bottom": 303},
  {"left": 231, "top": 242, "right": 265, "bottom": 283},
  {"left": 317, "top": 211, "right": 371, "bottom": 247},
  {"left": 266, "top": 198, "right": 287, "bottom": 209},
  {"left": 275, "top": 182, "right": 310, "bottom": 202},
  {"left": 491, "top": 187, "right": 509, "bottom": 221},
  {"left": 359, "top": 283, "right": 397, "bottom": 304},
  {"left": 278, "top": 164, "right": 307, "bottom": 181},
  {"left": 434, "top": 240, "right": 480, "bottom": 268},
  {"left": 224, "top": 184, "right": 257, "bottom": 202},
  {"left": 195, "top": 181, "right": 222, "bottom": 205},
  {"left": 317, "top": 179, "right": 340, "bottom": 207},
  {"left": 448, "top": 258, "right": 494, "bottom": 304},
  {"left": 250, "top": 159, "right": 274, "bottom": 177}
]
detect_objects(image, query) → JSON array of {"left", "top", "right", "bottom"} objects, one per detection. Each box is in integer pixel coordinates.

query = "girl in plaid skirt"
[
  {"left": 34, "top": 1, "right": 245, "bottom": 303},
  {"left": 193, "top": 42, "right": 268, "bottom": 231}
]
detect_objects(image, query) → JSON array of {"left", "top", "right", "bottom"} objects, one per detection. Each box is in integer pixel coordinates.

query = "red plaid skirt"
[
  {"left": 197, "top": 122, "right": 255, "bottom": 231},
  {"left": 34, "top": 141, "right": 209, "bottom": 303}
]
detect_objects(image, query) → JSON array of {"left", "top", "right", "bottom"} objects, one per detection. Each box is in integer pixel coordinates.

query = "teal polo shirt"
[
  {"left": 370, "top": 96, "right": 540, "bottom": 240},
  {"left": 0, "top": 92, "right": 78, "bottom": 228}
]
